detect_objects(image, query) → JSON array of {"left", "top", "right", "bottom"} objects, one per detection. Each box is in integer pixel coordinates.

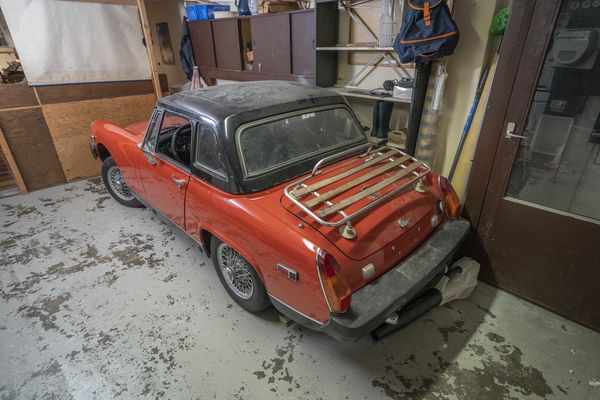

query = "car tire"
[
  {"left": 101, "top": 156, "right": 143, "bottom": 208},
  {"left": 211, "top": 237, "right": 271, "bottom": 313}
]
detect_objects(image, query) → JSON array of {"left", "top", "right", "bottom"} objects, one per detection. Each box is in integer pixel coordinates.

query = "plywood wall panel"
[
  {"left": 42, "top": 94, "right": 156, "bottom": 181},
  {"left": 0, "top": 108, "right": 66, "bottom": 191},
  {"left": 0, "top": 83, "right": 39, "bottom": 109}
]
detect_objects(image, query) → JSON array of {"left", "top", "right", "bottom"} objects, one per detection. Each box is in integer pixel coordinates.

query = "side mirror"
[{"left": 143, "top": 149, "right": 157, "bottom": 165}]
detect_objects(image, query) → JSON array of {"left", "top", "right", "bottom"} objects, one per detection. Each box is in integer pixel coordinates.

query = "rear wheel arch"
[{"left": 199, "top": 227, "right": 266, "bottom": 282}]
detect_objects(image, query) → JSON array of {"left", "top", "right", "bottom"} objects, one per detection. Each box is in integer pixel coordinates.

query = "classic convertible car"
[{"left": 89, "top": 81, "right": 473, "bottom": 341}]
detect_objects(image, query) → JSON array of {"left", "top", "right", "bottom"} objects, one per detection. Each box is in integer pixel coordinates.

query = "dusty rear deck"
[{"left": 1, "top": 178, "right": 599, "bottom": 400}]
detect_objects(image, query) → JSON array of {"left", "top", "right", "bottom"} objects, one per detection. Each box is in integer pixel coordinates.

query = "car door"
[{"left": 138, "top": 109, "right": 193, "bottom": 228}]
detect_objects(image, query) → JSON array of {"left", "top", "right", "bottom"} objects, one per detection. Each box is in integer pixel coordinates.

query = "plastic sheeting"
[{"left": 0, "top": 0, "right": 151, "bottom": 85}]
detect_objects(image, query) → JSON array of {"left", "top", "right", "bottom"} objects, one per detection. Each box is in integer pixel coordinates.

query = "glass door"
[
  {"left": 506, "top": 0, "right": 600, "bottom": 222},
  {"left": 471, "top": 0, "right": 600, "bottom": 331}
]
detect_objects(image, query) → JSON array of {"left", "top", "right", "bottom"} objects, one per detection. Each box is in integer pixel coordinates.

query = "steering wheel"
[{"left": 169, "top": 125, "right": 189, "bottom": 164}]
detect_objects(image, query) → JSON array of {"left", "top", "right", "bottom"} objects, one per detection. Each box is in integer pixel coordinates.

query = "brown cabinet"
[
  {"left": 251, "top": 14, "right": 291, "bottom": 74},
  {"left": 212, "top": 19, "right": 243, "bottom": 70},
  {"left": 291, "top": 10, "right": 315, "bottom": 76},
  {"left": 188, "top": 20, "right": 216, "bottom": 69},
  {"left": 186, "top": 10, "right": 336, "bottom": 84}
]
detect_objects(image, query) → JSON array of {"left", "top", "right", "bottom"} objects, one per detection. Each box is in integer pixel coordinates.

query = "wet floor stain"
[{"left": 1, "top": 178, "right": 599, "bottom": 400}]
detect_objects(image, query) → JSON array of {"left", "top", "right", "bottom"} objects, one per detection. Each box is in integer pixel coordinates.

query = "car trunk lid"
[{"left": 281, "top": 149, "right": 439, "bottom": 262}]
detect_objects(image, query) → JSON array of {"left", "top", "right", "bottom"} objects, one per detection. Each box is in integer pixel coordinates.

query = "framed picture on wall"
[{"left": 156, "top": 22, "right": 175, "bottom": 65}]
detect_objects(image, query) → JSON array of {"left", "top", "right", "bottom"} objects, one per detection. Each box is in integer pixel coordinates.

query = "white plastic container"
[
  {"left": 213, "top": 11, "right": 238, "bottom": 18},
  {"left": 378, "top": 0, "right": 395, "bottom": 47},
  {"left": 249, "top": 0, "right": 259, "bottom": 15}
]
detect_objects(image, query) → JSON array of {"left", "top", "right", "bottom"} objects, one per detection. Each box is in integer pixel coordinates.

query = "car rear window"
[{"left": 237, "top": 107, "right": 365, "bottom": 177}]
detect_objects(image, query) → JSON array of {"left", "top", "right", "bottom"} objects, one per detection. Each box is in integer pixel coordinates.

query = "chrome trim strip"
[
  {"left": 316, "top": 248, "right": 334, "bottom": 312},
  {"left": 268, "top": 293, "right": 326, "bottom": 326},
  {"left": 130, "top": 188, "right": 208, "bottom": 254},
  {"left": 504, "top": 197, "right": 600, "bottom": 226},
  {"left": 311, "top": 142, "right": 372, "bottom": 176},
  {"left": 284, "top": 145, "right": 431, "bottom": 227}
]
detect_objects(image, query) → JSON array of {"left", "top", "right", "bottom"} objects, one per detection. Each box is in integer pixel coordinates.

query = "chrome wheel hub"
[
  {"left": 224, "top": 266, "right": 234, "bottom": 284},
  {"left": 107, "top": 166, "right": 134, "bottom": 201},
  {"left": 217, "top": 244, "right": 254, "bottom": 300}
]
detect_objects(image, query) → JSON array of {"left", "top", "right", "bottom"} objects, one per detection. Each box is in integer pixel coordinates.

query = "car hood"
[{"left": 124, "top": 120, "right": 149, "bottom": 136}]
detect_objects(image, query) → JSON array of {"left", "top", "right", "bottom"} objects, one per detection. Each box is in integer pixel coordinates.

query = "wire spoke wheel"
[
  {"left": 107, "top": 166, "right": 134, "bottom": 201},
  {"left": 217, "top": 243, "right": 254, "bottom": 300}
]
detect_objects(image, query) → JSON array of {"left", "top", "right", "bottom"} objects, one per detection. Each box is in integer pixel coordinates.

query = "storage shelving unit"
[{"left": 315, "top": 0, "right": 430, "bottom": 154}]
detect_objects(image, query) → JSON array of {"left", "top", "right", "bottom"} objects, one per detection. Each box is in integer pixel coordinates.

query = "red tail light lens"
[
  {"left": 316, "top": 249, "right": 351, "bottom": 313},
  {"left": 439, "top": 176, "right": 461, "bottom": 218}
]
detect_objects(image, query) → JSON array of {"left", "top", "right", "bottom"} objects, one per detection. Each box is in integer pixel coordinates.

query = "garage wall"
[
  {"left": 39, "top": 87, "right": 156, "bottom": 181},
  {"left": 0, "top": 84, "right": 66, "bottom": 191},
  {"left": 0, "top": 81, "right": 158, "bottom": 191},
  {"left": 436, "top": 0, "right": 509, "bottom": 178}
]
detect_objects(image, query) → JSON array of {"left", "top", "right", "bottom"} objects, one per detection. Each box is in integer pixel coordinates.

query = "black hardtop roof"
[{"left": 157, "top": 81, "right": 347, "bottom": 123}]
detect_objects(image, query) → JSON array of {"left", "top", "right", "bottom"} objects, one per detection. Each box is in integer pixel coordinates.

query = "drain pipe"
[{"left": 371, "top": 257, "right": 480, "bottom": 341}]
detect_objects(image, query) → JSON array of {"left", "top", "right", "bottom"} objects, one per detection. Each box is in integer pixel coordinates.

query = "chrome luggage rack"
[{"left": 284, "top": 144, "right": 431, "bottom": 228}]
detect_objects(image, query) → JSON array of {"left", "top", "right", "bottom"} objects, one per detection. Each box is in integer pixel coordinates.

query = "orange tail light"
[
  {"left": 439, "top": 176, "right": 461, "bottom": 218},
  {"left": 316, "top": 249, "right": 351, "bottom": 313}
]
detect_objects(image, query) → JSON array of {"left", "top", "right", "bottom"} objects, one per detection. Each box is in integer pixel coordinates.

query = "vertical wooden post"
[
  {"left": 136, "top": 0, "right": 162, "bottom": 99},
  {"left": 0, "top": 127, "right": 28, "bottom": 195}
]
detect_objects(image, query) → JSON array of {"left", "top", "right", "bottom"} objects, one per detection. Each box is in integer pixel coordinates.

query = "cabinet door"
[
  {"left": 291, "top": 11, "right": 315, "bottom": 76},
  {"left": 188, "top": 20, "right": 216, "bottom": 68},
  {"left": 251, "top": 14, "right": 291, "bottom": 74},
  {"left": 212, "top": 19, "right": 242, "bottom": 70}
]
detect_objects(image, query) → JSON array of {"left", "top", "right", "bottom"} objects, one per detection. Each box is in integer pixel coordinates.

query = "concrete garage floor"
[{"left": 1, "top": 178, "right": 600, "bottom": 400}]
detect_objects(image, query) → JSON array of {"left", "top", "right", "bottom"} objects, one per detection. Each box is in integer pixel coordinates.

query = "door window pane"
[
  {"left": 506, "top": 0, "right": 600, "bottom": 221},
  {"left": 155, "top": 111, "right": 192, "bottom": 166}
]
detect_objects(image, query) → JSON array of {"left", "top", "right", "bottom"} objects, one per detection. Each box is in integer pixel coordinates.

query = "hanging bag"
[{"left": 393, "top": 0, "right": 459, "bottom": 64}]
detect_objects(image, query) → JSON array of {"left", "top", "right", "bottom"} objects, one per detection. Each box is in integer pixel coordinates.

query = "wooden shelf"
[
  {"left": 316, "top": 43, "right": 394, "bottom": 51},
  {"left": 328, "top": 87, "right": 411, "bottom": 104}
]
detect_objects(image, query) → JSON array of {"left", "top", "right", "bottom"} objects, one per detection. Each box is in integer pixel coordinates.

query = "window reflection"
[{"left": 506, "top": 0, "right": 600, "bottom": 221}]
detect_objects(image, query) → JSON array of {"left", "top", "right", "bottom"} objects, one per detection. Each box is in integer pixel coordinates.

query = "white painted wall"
[{"left": 436, "top": 0, "right": 509, "bottom": 175}]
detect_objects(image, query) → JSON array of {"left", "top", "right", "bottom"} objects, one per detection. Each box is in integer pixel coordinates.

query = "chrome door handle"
[
  {"left": 171, "top": 175, "right": 186, "bottom": 189},
  {"left": 505, "top": 122, "right": 528, "bottom": 139}
]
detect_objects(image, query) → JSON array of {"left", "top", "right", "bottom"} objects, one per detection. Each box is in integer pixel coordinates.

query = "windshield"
[{"left": 237, "top": 107, "right": 365, "bottom": 177}]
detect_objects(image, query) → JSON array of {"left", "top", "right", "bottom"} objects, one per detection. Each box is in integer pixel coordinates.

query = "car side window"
[
  {"left": 154, "top": 111, "right": 193, "bottom": 167},
  {"left": 195, "top": 124, "right": 226, "bottom": 178}
]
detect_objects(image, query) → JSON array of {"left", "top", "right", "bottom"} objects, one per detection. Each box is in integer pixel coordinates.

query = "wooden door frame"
[{"left": 462, "top": 0, "right": 561, "bottom": 250}]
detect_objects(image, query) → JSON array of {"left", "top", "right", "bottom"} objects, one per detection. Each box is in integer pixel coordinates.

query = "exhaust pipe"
[
  {"left": 371, "top": 257, "right": 480, "bottom": 341},
  {"left": 371, "top": 288, "right": 442, "bottom": 341}
]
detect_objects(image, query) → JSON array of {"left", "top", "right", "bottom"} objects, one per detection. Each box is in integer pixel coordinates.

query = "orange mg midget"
[{"left": 89, "top": 81, "right": 476, "bottom": 341}]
